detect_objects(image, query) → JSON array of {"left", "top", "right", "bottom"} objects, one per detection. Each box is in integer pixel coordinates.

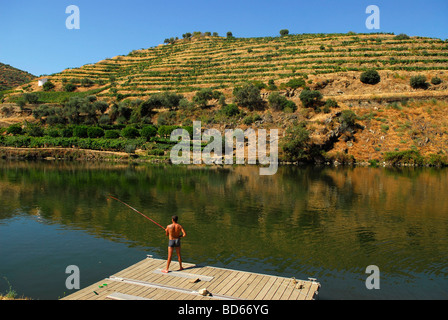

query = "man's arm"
[
  {"left": 165, "top": 225, "right": 170, "bottom": 236},
  {"left": 180, "top": 226, "right": 186, "bottom": 238}
]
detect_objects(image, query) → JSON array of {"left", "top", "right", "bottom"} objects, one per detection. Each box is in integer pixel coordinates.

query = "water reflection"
[{"left": 0, "top": 161, "right": 447, "bottom": 299}]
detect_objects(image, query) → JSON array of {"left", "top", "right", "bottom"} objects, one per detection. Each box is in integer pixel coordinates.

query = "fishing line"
[{"left": 108, "top": 195, "right": 165, "bottom": 230}]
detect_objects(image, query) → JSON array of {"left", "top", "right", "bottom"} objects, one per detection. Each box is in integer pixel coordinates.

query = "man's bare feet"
[
  {"left": 161, "top": 269, "right": 169, "bottom": 273},
  {"left": 177, "top": 267, "right": 184, "bottom": 271}
]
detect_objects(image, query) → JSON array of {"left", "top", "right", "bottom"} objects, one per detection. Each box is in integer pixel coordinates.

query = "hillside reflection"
[{"left": 1, "top": 161, "right": 447, "bottom": 281}]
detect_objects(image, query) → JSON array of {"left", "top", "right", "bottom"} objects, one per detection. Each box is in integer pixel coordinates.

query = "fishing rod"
[{"left": 108, "top": 195, "right": 165, "bottom": 230}]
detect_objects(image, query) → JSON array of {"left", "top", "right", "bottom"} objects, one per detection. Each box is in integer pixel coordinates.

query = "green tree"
[
  {"left": 339, "top": 110, "right": 357, "bottom": 131},
  {"left": 299, "top": 89, "right": 323, "bottom": 109},
  {"left": 87, "top": 127, "right": 105, "bottom": 138},
  {"left": 279, "top": 29, "right": 289, "bottom": 37},
  {"left": 121, "top": 126, "right": 140, "bottom": 139},
  {"left": 23, "top": 93, "right": 39, "bottom": 104},
  {"left": 360, "top": 69, "right": 381, "bottom": 85},
  {"left": 282, "top": 122, "right": 311, "bottom": 161},
  {"left": 140, "top": 125, "right": 158, "bottom": 141},
  {"left": 233, "top": 83, "right": 264, "bottom": 111},
  {"left": 221, "top": 103, "right": 240, "bottom": 117},
  {"left": 64, "top": 83, "right": 77, "bottom": 92},
  {"left": 268, "top": 92, "right": 297, "bottom": 112},
  {"left": 81, "top": 77, "right": 95, "bottom": 87},
  {"left": 42, "top": 81, "right": 55, "bottom": 91},
  {"left": 193, "top": 88, "right": 222, "bottom": 108}
]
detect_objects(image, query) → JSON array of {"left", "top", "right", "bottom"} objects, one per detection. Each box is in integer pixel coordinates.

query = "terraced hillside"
[
  {"left": 2, "top": 32, "right": 448, "bottom": 165},
  {"left": 16, "top": 32, "right": 448, "bottom": 100}
]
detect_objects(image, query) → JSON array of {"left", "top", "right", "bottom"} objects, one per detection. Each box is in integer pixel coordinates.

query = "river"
[{"left": 0, "top": 161, "right": 447, "bottom": 299}]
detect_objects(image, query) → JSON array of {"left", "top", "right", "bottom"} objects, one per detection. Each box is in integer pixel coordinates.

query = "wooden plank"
[
  {"left": 240, "top": 274, "right": 266, "bottom": 299},
  {"left": 221, "top": 272, "right": 251, "bottom": 297},
  {"left": 253, "top": 275, "right": 278, "bottom": 300},
  {"left": 62, "top": 257, "right": 320, "bottom": 301},
  {"left": 106, "top": 292, "right": 152, "bottom": 300},
  {"left": 153, "top": 269, "right": 214, "bottom": 281},
  {"left": 262, "top": 277, "right": 284, "bottom": 300},
  {"left": 306, "top": 282, "right": 320, "bottom": 300}
]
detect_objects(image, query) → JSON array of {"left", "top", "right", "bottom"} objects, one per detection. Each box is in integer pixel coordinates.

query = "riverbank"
[{"left": 1, "top": 146, "right": 447, "bottom": 168}]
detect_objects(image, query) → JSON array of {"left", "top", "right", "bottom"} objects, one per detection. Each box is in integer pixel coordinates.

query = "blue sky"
[{"left": 0, "top": 0, "right": 447, "bottom": 76}]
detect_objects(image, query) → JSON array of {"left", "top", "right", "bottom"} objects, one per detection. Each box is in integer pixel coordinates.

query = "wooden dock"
[{"left": 61, "top": 256, "right": 320, "bottom": 300}]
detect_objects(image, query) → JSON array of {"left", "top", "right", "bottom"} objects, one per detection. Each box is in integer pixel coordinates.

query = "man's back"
[{"left": 166, "top": 223, "right": 184, "bottom": 240}]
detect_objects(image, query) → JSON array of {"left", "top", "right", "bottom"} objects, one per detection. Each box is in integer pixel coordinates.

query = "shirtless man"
[{"left": 162, "top": 215, "right": 187, "bottom": 273}]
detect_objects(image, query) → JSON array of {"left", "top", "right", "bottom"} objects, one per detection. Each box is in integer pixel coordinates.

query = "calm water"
[{"left": 0, "top": 161, "right": 447, "bottom": 300}]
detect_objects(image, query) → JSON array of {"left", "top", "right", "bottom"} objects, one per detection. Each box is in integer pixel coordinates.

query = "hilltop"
[
  {"left": 0, "top": 62, "right": 36, "bottom": 91},
  {"left": 1, "top": 32, "right": 448, "bottom": 165}
]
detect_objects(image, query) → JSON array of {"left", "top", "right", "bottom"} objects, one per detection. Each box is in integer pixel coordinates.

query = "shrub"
[
  {"left": 268, "top": 79, "right": 277, "bottom": 90},
  {"left": 339, "top": 110, "right": 357, "bottom": 130},
  {"left": 325, "top": 99, "right": 339, "bottom": 108},
  {"left": 24, "top": 123, "right": 44, "bottom": 137},
  {"left": 6, "top": 124, "right": 22, "bottom": 135},
  {"left": 431, "top": 77, "right": 442, "bottom": 85},
  {"left": 23, "top": 93, "right": 39, "bottom": 104},
  {"left": 121, "top": 126, "right": 140, "bottom": 139},
  {"left": 285, "top": 78, "right": 305, "bottom": 89},
  {"left": 282, "top": 122, "right": 311, "bottom": 161},
  {"left": 87, "top": 127, "right": 105, "bottom": 138},
  {"left": 64, "top": 83, "right": 77, "bottom": 92},
  {"left": 61, "top": 127, "right": 73, "bottom": 138},
  {"left": 233, "top": 83, "right": 264, "bottom": 111},
  {"left": 226, "top": 31, "right": 233, "bottom": 38},
  {"left": 98, "top": 114, "right": 111, "bottom": 126},
  {"left": 140, "top": 125, "right": 158, "bottom": 141},
  {"left": 73, "top": 125, "right": 88, "bottom": 138},
  {"left": 394, "top": 33, "right": 410, "bottom": 40},
  {"left": 81, "top": 78, "right": 95, "bottom": 87},
  {"left": 93, "top": 101, "right": 109, "bottom": 114},
  {"left": 104, "top": 130, "right": 120, "bottom": 139},
  {"left": 243, "top": 116, "right": 254, "bottom": 125},
  {"left": 384, "top": 150, "right": 424, "bottom": 166},
  {"left": 193, "top": 88, "right": 221, "bottom": 108},
  {"left": 221, "top": 103, "right": 240, "bottom": 117},
  {"left": 46, "top": 128, "right": 61, "bottom": 137},
  {"left": 158, "top": 125, "right": 179, "bottom": 138},
  {"left": 360, "top": 69, "right": 381, "bottom": 85},
  {"left": 268, "top": 92, "right": 297, "bottom": 112},
  {"left": 42, "top": 81, "right": 55, "bottom": 92},
  {"left": 279, "top": 29, "right": 289, "bottom": 37},
  {"left": 410, "top": 75, "right": 429, "bottom": 89},
  {"left": 299, "top": 89, "right": 323, "bottom": 109}
]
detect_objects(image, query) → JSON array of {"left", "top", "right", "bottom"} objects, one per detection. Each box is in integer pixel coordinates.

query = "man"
[{"left": 162, "top": 215, "right": 187, "bottom": 273}]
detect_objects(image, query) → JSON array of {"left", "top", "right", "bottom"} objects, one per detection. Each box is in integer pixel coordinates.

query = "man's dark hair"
[{"left": 172, "top": 215, "right": 178, "bottom": 222}]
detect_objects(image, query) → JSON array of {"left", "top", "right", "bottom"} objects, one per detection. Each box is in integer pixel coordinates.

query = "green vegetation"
[
  {"left": 384, "top": 150, "right": 424, "bottom": 165},
  {"left": 360, "top": 69, "right": 381, "bottom": 85},
  {"left": 431, "top": 76, "right": 442, "bottom": 85},
  {"left": 268, "top": 92, "right": 297, "bottom": 112},
  {"left": 233, "top": 83, "right": 264, "bottom": 111},
  {"left": 0, "top": 62, "right": 35, "bottom": 91},
  {"left": 299, "top": 89, "right": 323, "bottom": 109},
  {"left": 279, "top": 29, "right": 289, "bottom": 37},
  {"left": 42, "top": 81, "right": 55, "bottom": 91},
  {"left": 410, "top": 75, "right": 429, "bottom": 89},
  {"left": 282, "top": 122, "right": 311, "bottom": 162}
]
